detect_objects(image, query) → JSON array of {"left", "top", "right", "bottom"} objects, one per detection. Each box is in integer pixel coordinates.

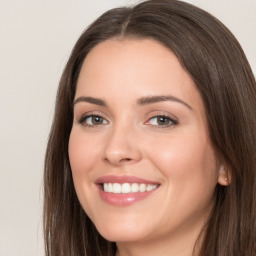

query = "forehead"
[
  {"left": 78, "top": 39, "right": 186, "bottom": 85},
  {"left": 76, "top": 38, "right": 204, "bottom": 114}
]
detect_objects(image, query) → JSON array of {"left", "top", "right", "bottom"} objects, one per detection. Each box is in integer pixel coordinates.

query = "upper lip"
[{"left": 95, "top": 175, "right": 160, "bottom": 185}]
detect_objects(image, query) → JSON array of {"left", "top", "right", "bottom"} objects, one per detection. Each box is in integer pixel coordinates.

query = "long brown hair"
[{"left": 44, "top": 1, "right": 256, "bottom": 255}]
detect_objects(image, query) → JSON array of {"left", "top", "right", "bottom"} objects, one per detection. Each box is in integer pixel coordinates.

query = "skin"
[{"left": 68, "top": 38, "right": 228, "bottom": 256}]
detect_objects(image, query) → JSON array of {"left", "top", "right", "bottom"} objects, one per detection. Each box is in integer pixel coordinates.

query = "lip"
[
  {"left": 95, "top": 175, "right": 159, "bottom": 185},
  {"left": 95, "top": 175, "right": 160, "bottom": 207}
]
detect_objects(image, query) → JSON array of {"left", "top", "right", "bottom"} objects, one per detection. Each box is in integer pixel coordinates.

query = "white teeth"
[
  {"left": 113, "top": 183, "right": 121, "bottom": 193},
  {"left": 146, "top": 185, "right": 152, "bottom": 192},
  {"left": 103, "top": 183, "right": 108, "bottom": 192},
  {"left": 121, "top": 183, "right": 130, "bottom": 193},
  {"left": 146, "top": 184, "right": 157, "bottom": 191},
  {"left": 102, "top": 183, "right": 158, "bottom": 193},
  {"left": 108, "top": 183, "right": 113, "bottom": 192},
  {"left": 139, "top": 183, "right": 146, "bottom": 192},
  {"left": 131, "top": 183, "right": 139, "bottom": 192}
]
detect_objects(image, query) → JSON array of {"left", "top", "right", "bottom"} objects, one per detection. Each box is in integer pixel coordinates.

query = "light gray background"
[{"left": 0, "top": 1, "right": 255, "bottom": 255}]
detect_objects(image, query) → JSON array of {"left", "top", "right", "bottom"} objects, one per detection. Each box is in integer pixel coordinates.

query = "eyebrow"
[
  {"left": 73, "top": 95, "right": 192, "bottom": 110},
  {"left": 137, "top": 95, "right": 193, "bottom": 110},
  {"left": 73, "top": 96, "right": 107, "bottom": 106}
]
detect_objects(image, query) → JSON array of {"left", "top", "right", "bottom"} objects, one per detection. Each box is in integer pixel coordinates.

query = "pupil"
[
  {"left": 158, "top": 116, "right": 169, "bottom": 125},
  {"left": 92, "top": 116, "right": 102, "bottom": 124}
]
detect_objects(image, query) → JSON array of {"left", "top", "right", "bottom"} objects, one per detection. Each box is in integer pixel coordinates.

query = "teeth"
[
  {"left": 113, "top": 183, "right": 121, "bottom": 193},
  {"left": 122, "top": 183, "right": 130, "bottom": 193},
  {"left": 131, "top": 183, "right": 139, "bottom": 192},
  {"left": 146, "top": 184, "right": 154, "bottom": 191},
  {"left": 103, "top": 183, "right": 108, "bottom": 192},
  {"left": 139, "top": 183, "right": 146, "bottom": 192},
  {"left": 102, "top": 183, "right": 158, "bottom": 193}
]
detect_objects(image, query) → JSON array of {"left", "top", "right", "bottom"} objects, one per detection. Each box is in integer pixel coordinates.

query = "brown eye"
[
  {"left": 146, "top": 115, "right": 178, "bottom": 127},
  {"left": 79, "top": 115, "right": 108, "bottom": 127},
  {"left": 157, "top": 116, "right": 170, "bottom": 125},
  {"left": 91, "top": 116, "right": 104, "bottom": 125}
]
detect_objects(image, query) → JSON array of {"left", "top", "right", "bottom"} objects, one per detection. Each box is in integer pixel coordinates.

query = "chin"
[{"left": 93, "top": 217, "right": 151, "bottom": 243}]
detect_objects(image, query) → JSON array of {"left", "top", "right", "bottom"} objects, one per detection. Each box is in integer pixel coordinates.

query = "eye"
[
  {"left": 145, "top": 115, "right": 178, "bottom": 127},
  {"left": 79, "top": 115, "right": 108, "bottom": 127}
]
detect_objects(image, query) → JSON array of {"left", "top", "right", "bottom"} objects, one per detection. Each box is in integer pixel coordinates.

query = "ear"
[{"left": 217, "top": 165, "right": 231, "bottom": 186}]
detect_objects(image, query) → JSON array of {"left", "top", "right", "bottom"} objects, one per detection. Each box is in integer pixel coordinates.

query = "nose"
[{"left": 103, "top": 124, "right": 142, "bottom": 166}]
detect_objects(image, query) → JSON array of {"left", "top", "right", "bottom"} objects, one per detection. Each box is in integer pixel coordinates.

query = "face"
[{"left": 69, "top": 39, "right": 223, "bottom": 245}]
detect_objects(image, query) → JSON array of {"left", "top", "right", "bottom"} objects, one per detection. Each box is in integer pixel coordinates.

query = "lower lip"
[{"left": 97, "top": 186, "right": 158, "bottom": 206}]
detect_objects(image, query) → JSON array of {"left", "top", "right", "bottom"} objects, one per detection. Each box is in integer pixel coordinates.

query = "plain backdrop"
[{"left": 0, "top": 1, "right": 255, "bottom": 255}]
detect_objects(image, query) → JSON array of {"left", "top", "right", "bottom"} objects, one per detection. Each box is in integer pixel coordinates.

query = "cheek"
[
  {"left": 68, "top": 129, "right": 99, "bottom": 202},
  {"left": 68, "top": 129, "right": 101, "bottom": 176},
  {"left": 144, "top": 132, "right": 218, "bottom": 194},
  {"left": 143, "top": 133, "right": 219, "bottom": 229},
  {"left": 68, "top": 129, "right": 103, "bottom": 216}
]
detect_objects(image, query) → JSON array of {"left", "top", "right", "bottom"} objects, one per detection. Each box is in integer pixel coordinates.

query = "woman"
[{"left": 43, "top": 0, "right": 256, "bottom": 255}]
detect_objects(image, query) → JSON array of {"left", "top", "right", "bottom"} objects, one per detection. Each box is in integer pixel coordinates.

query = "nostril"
[
  {"left": 104, "top": 157, "right": 133, "bottom": 165},
  {"left": 120, "top": 158, "right": 132, "bottom": 162}
]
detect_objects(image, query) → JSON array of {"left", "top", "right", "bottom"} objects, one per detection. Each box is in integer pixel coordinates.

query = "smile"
[
  {"left": 103, "top": 183, "right": 158, "bottom": 193},
  {"left": 96, "top": 175, "right": 160, "bottom": 206}
]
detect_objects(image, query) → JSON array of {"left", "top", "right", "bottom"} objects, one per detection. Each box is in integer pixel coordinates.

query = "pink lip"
[
  {"left": 95, "top": 175, "right": 160, "bottom": 207},
  {"left": 95, "top": 175, "right": 159, "bottom": 185}
]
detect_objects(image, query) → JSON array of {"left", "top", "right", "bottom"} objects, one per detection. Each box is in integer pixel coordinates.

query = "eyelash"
[
  {"left": 145, "top": 114, "right": 178, "bottom": 128},
  {"left": 78, "top": 114, "right": 108, "bottom": 127},
  {"left": 78, "top": 114, "right": 178, "bottom": 128}
]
